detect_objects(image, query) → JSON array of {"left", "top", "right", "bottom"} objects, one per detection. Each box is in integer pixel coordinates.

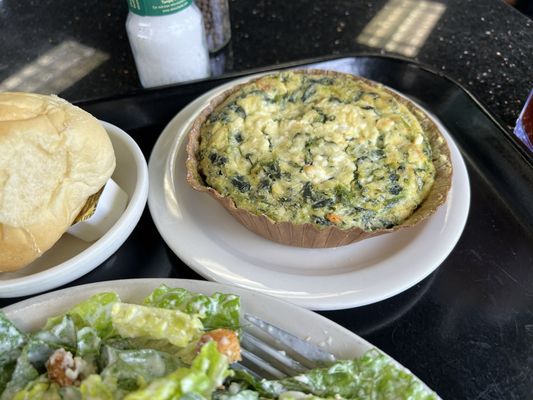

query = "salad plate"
[
  {"left": 2, "top": 278, "right": 438, "bottom": 398},
  {"left": 148, "top": 73, "right": 470, "bottom": 310},
  {"left": 0, "top": 122, "right": 149, "bottom": 298}
]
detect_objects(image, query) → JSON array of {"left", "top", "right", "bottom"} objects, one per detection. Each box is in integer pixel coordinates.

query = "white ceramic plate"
[
  {"left": 148, "top": 75, "right": 470, "bottom": 310},
  {"left": 2, "top": 278, "right": 437, "bottom": 396},
  {"left": 0, "top": 121, "right": 149, "bottom": 298}
]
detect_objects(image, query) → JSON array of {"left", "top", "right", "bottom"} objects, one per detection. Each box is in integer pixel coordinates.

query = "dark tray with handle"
[{"left": 2, "top": 55, "right": 532, "bottom": 400}]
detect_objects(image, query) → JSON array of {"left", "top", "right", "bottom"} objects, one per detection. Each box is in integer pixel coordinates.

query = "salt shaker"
[
  {"left": 126, "top": 0, "right": 211, "bottom": 88},
  {"left": 195, "top": 0, "right": 232, "bottom": 53}
]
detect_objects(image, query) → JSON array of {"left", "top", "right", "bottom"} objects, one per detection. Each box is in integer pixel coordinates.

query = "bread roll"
[{"left": 0, "top": 92, "right": 116, "bottom": 271}]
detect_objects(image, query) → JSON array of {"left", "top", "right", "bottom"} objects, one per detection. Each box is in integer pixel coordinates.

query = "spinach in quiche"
[{"left": 197, "top": 71, "right": 436, "bottom": 231}]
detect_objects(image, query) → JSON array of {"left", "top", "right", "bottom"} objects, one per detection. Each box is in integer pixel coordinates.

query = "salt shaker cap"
[{"left": 127, "top": 0, "right": 193, "bottom": 16}]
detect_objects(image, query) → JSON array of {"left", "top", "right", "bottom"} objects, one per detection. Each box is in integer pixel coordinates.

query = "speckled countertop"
[{"left": 0, "top": 0, "right": 532, "bottom": 133}]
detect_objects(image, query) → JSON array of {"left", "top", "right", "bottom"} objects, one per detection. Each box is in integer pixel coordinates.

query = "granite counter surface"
[{"left": 1, "top": 0, "right": 532, "bottom": 133}]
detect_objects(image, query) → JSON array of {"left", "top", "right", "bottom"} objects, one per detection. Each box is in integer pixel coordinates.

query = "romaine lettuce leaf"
[
  {"left": 0, "top": 312, "right": 27, "bottom": 363},
  {"left": 26, "top": 315, "right": 77, "bottom": 370},
  {"left": 11, "top": 376, "right": 61, "bottom": 400},
  {"left": 0, "top": 361, "right": 16, "bottom": 397},
  {"left": 0, "top": 312, "right": 28, "bottom": 393},
  {"left": 110, "top": 303, "right": 203, "bottom": 347},
  {"left": 36, "top": 315, "right": 77, "bottom": 350},
  {"left": 77, "top": 327, "right": 101, "bottom": 358},
  {"left": 123, "top": 340, "right": 229, "bottom": 399},
  {"left": 214, "top": 383, "right": 260, "bottom": 400},
  {"left": 105, "top": 335, "right": 203, "bottom": 370},
  {"left": 230, "top": 350, "right": 437, "bottom": 400},
  {"left": 59, "top": 386, "right": 82, "bottom": 400},
  {"left": 97, "top": 345, "right": 184, "bottom": 396},
  {"left": 278, "top": 392, "right": 339, "bottom": 399},
  {"left": 80, "top": 374, "right": 115, "bottom": 400},
  {"left": 12, "top": 378, "right": 81, "bottom": 400},
  {"left": 214, "top": 390, "right": 259, "bottom": 400},
  {"left": 75, "top": 326, "right": 101, "bottom": 375},
  {"left": 104, "top": 336, "right": 184, "bottom": 356},
  {"left": 45, "top": 292, "right": 120, "bottom": 339},
  {"left": 1, "top": 351, "right": 39, "bottom": 400},
  {"left": 144, "top": 285, "right": 241, "bottom": 331}
]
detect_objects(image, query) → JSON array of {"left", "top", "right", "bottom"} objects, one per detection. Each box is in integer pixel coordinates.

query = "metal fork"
[{"left": 235, "top": 313, "right": 336, "bottom": 379}]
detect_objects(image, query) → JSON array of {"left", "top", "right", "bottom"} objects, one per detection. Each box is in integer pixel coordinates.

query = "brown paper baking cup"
[{"left": 186, "top": 69, "right": 453, "bottom": 248}]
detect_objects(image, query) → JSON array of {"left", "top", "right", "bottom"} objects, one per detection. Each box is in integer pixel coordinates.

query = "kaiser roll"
[{"left": 0, "top": 92, "right": 116, "bottom": 271}]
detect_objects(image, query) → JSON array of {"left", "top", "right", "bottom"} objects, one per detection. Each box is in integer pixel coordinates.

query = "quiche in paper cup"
[{"left": 186, "top": 70, "right": 452, "bottom": 248}]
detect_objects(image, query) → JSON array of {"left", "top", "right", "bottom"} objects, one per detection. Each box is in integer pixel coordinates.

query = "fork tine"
[
  {"left": 241, "top": 331, "right": 307, "bottom": 376},
  {"left": 240, "top": 348, "right": 287, "bottom": 379},
  {"left": 244, "top": 313, "right": 336, "bottom": 369},
  {"left": 231, "top": 359, "right": 263, "bottom": 380}
]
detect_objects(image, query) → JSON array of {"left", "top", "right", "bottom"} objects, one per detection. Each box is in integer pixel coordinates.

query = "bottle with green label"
[{"left": 126, "top": 0, "right": 211, "bottom": 88}]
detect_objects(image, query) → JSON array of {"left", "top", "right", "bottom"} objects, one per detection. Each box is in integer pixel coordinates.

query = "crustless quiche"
[{"left": 186, "top": 70, "right": 452, "bottom": 247}]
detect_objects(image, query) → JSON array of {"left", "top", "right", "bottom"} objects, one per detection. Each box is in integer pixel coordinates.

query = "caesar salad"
[{"left": 0, "top": 285, "right": 437, "bottom": 399}]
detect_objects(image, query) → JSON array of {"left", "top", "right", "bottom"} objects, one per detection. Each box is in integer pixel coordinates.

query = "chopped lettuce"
[
  {"left": 0, "top": 361, "right": 16, "bottom": 397},
  {"left": 76, "top": 326, "right": 101, "bottom": 375},
  {"left": 46, "top": 292, "right": 120, "bottom": 339},
  {"left": 0, "top": 351, "right": 39, "bottom": 400},
  {"left": 11, "top": 376, "right": 61, "bottom": 400},
  {"left": 9, "top": 371, "right": 82, "bottom": 400},
  {"left": 25, "top": 315, "right": 77, "bottom": 371},
  {"left": 59, "top": 386, "right": 82, "bottom": 400},
  {"left": 98, "top": 346, "right": 184, "bottom": 396},
  {"left": 230, "top": 350, "right": 437, "bottom": 400},
  {"left": 36, "top": 315, "right": 77, "bottom": 350},
  {"left": 279, "top": 392, "right": 340, "bottom": 400},
  {"left": 123, "top": 341, "right": 229, "bottom": 399},
  {"left": 77, "top": 327, "right": 101, "bottom": 358},
  {"left": 110, "top": 303, "right": 203, "bottom": 347},
  {"left": 0, "top": 312, "right": 28, "bottom": 394},
  {"left": 80, "top": 374, "right": 114, "bottom": 399},
  {"left": 0, "top": 312, "right": 27, "bottom": 364},
  {"left": 144, "top": 285, "right": 241, "bottom": 330},
  {"left": 214, "top": 383, "right": 260, "bottom": 400},
  {"left": 104, "top": 337, "right": 183, "bottom": 357},
  {"left": 215, "top": 390, "right": 260, "bottom": 400}
]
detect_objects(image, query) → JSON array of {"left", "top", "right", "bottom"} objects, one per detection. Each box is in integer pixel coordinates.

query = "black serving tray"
[{"left": 2, "top": 55, "right": 533, "bottom": 399}]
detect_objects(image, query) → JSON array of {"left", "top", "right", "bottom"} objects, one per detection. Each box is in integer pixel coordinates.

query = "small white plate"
[
  {"left": 148, "top": 77, "right": 470, "bottom": 310},
  {"left": 0, "top": 121, "right": 149, "bottom": 298},
  {"left": 2, "top": 278, "right": 437, "bottom": 396}
]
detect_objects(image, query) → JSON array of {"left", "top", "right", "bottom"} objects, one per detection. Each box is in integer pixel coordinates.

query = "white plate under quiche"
[{"left": 148, "top": 71, "right": 470, "bottom": 310}]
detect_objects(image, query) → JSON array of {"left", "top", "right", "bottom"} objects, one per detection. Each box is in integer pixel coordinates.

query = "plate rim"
[
  {"left": 148, "top": 73, "right": 471, "bottom": 310},
  {"left": 0, "top": 121, "right": 149, "bottom": 297}
]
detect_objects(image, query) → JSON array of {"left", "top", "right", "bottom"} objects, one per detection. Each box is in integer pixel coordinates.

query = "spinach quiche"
[{"left": 186, "top": 70, "right": 452, "bottom": 247}]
